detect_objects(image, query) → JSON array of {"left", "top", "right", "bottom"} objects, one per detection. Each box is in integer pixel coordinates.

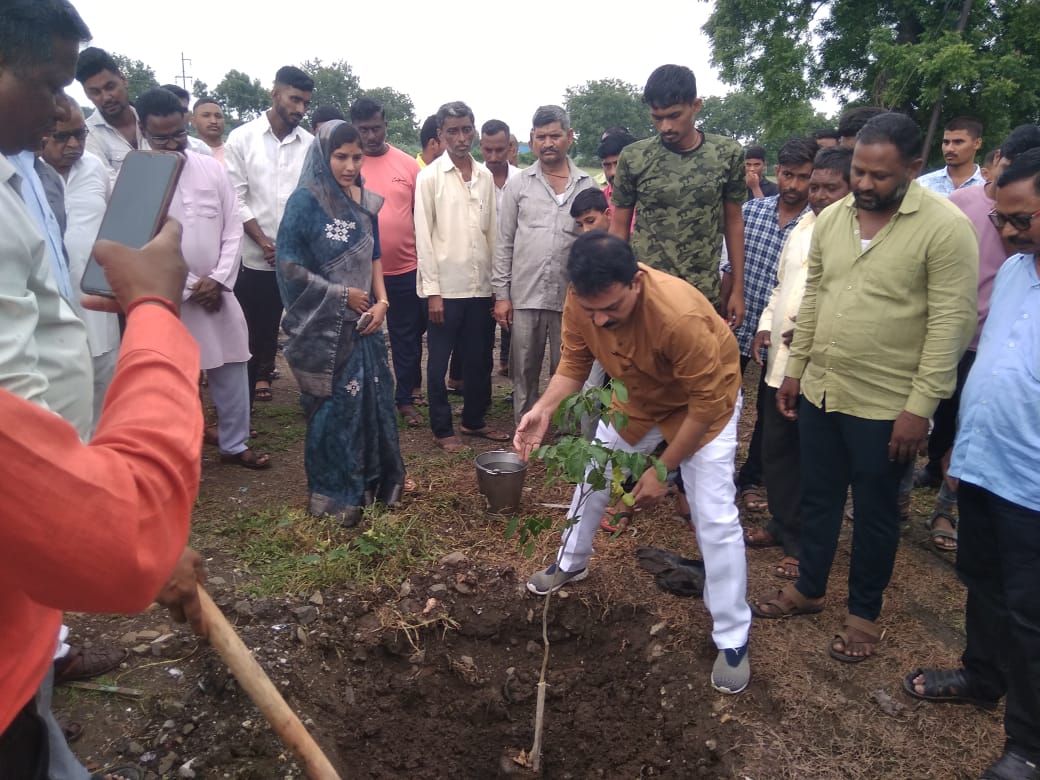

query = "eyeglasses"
[
  {"left": 51, "top": 128, "right": 88, "bottom": 143},
  {"left": 148, "top": 129, "right": 189, "bottom": 145},
  {"left": 988, "top": 208, "right": 1040, "bottom": 231}
]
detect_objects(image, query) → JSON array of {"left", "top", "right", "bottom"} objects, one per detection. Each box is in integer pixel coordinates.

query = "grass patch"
[
  {"left": 207, "top": 504, "right": 441, "bottom": 596},
  {"left": 250, "top": 402, "right": 307, "bottom": 452}
]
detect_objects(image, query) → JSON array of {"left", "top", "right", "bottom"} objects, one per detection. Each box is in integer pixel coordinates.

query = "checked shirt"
[{"left": 722, "top": 194, "right": 809, "bottom": 357}]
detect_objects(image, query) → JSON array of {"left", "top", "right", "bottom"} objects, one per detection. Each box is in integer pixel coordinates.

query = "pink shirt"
[
  {"left": 361, "top": 144, "right": 420, "bottom": 276},
  {"left": 949, "top": 185, "right": 1012, "bottom": 350},
  {"left": 169, "top": 151, "right": 250, "bottom": 369}
]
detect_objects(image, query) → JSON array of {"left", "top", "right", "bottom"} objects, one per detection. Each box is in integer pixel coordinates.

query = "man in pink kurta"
[{"left": 137, "top": 88, "right": 269, "bottom": 468}]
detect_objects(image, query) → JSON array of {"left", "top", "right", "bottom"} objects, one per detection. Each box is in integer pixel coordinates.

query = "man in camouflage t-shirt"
[{"left": 610, "top": 64, "right": 747, "bottom": 326}]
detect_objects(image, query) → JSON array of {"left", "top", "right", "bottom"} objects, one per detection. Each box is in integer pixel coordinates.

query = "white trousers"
[
  {"left": 207, "top": 361, "right": 250, "bottom": 455},
  {"left": 556, "top": 398, "right": 751, "bottom": 650}
]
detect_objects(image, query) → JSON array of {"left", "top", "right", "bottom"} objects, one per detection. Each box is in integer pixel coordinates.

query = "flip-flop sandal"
[
  {"left": 901, "top": 668, "right": 999, "bottom": 709},
  {"left": 774, "top": 556, "right": 800, "bottom": 580},
  {"left": 254, "top": 385, "right": 273, "bottom": 402},
  {"left": 925, "top": 510, "right": 958, "bottom": 552},
  {"left": 434, "top": 435, "right": 469, "bottom": 453},
  {"left": 830, "top": 615, "right": 884, "bottom": 663},
  {"left": 398, "top": 405, "right": 423, "bottom": 427},
  {"left": 740, "top": 485, "right": 768, "bottom": 512},
  {"left": 751, "top": 583, "right": 825, "bottom": 619},
  {"left": 220, "top": 449, "right": 271, "bottom": 469},
  {"left": 744, "top": 526, "right": 781, "bottom": 548},
  {"left": 459, "top": 425, "right": 510, "bottom": 441}
]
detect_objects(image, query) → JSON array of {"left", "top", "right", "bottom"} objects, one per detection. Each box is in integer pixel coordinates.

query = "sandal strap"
[{"left": 844, "top": 614, "right": 882, "bottom": 641}]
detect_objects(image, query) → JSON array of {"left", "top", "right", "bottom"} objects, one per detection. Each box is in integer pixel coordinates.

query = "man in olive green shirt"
[{"left": 751, "top": 113, "right": 978, "bottom": 663}]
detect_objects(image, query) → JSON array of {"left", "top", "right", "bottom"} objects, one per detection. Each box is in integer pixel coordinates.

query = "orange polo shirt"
[
  {"left": 0, "top": 304, "right": 202, "bottom": 732},
  {"left": 557, "top": 263, "right": 740, "bottom": 447}
]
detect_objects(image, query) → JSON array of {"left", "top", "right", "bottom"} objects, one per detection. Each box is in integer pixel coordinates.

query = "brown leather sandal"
[
  {"left": 751, "top": 583, "right": 825, "bottom": 619},
  {"left": 830, "top": 614, "right": 884, "bottom": 663}
]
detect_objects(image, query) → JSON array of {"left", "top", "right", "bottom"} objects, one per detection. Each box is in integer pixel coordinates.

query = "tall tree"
[
  {"left": 361, "top": 87, "right": 420, "bottom": 150},
  {"left": 214, "top": 70, "right": 270, "bottom": 126},
  {"left": 563, "top": 78, "right": 654, "bottom": 159},
  {"left": 111, "top": 53, "right": 158, "bottom": 103},
  {"left": 300, "top": 58, "right": 362, "bottom": 117},
  {"left": 699, "top": 92, "right": 831, "bottom": 155},
  {"left": 704, "top": 0, "right": 1040, "bottom": 164},
  {"left": 190, "top": 79, "right": 213, "bottom": 103}
]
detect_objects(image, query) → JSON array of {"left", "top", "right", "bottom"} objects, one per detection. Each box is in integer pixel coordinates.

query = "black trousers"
[
  {"left": 795, "top": 398, "right": 904, "bottom": 621},
  {"left": 0, "top": 700, "right": 47, "bottom": 780},
  {"left": 737, "top": 354, "right": 765, "bottom": 489},
  {"left": 426, "top": 297, "right": 494, "bottom": 439},
  {"left": 958, "top": 482, "right": 1040, "bottom": 760},
  {"left": 923, "top": 350, "right": 977, "bottom": 479},
  {"left": 761, "top": 386, "right": 801, "bottom": 557},
  {"left": 234, "top": 266, "right": 283, "bottom": 403},
  {"left": 384, "top": 270, "right": 427, "bottom": 408}
]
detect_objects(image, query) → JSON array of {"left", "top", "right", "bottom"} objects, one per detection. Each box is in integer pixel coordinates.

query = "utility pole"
[
  {"left": 921, "top": 0, "right": 973, "bottom": 161},
  {"left": 175, "top": 52, "right": 193, "bottom": 93}
]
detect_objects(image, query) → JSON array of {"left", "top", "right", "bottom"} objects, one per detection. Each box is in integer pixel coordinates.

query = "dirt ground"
[{"left": 58, "top": 352, "right": 1005, "bottom": 780}]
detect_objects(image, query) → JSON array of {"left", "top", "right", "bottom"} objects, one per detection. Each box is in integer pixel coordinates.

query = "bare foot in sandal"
[
  {"left": 830, "top": 616, "right": 883, "bottom": 663},
  {"left": 774, "top": 556, "right": 799, "bottom": 580},
  {"left": 750, "top": 583, "right": 824, "bottom": 618}
]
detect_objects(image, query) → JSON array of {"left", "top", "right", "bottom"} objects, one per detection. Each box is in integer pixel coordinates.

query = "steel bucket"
[{"left": 474, "top": 450, "right": 528, "bottom": 514}]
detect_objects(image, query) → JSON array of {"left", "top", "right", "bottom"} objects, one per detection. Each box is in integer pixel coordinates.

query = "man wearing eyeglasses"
[
  {"left": 751, "top": 113, "right": 978, "bottom": 664},
  {"left": 39, "top": 101, "right": 120, "bottom": 430},
  {"left": 136, "top": 87, "right": 269, "bottom": 470},
  {"left": 904, "top": 146, "right": 1040, "bottom": 780}
]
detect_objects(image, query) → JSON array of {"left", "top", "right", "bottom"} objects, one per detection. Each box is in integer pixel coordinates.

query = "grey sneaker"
[
  {"left": 711, "top": 644, "right": 750, "bottom": 694},
  {"left": 526, "top": 564, "right": 587, "bottom": 596}
]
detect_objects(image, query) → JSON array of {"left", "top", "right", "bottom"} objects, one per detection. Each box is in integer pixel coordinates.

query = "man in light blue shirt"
[
  {"left": 917, "top": 116, "right": 986, "bottom": 197},
  {"left": 903, "top": 148, "right": 1040, "bottom": 780}
]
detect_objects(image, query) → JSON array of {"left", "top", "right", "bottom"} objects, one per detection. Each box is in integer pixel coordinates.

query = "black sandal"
[{"left": 902, "top": 668, "right": 999, "bottom": 709}]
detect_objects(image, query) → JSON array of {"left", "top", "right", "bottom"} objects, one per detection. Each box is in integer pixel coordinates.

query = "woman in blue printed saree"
[{"left": 276, "top": 120, "right": 406, "bottom": 527}]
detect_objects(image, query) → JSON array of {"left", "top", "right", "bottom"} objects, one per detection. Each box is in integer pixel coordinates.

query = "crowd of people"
[{"left": 1, "top": 0, "right": 1037, "bottom": 778}]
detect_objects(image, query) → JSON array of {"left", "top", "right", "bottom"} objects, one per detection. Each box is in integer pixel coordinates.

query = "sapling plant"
[{"left": 505, "top": 380, "right": 666, "bottom": 773}]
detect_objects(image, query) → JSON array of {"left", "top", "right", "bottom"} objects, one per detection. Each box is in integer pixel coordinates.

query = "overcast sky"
[{"left": 65, "top": 0, "right": 731, "bottom": 136}]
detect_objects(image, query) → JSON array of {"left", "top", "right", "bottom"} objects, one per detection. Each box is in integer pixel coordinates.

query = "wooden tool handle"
[{"left": 198, "top": 587, "right": 342, "bottom": 779}]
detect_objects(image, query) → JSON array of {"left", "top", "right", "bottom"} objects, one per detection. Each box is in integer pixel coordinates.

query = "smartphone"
[
  {"left": 356, "top": 311, "right": 374, "bottom": 331},
  {"left": 80, "top": 150, "right": 184, "bottom": 297}
]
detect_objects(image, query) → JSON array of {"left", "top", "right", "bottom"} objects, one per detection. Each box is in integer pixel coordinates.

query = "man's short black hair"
[
  {"left": 420, "top": 115, "right": 439, "bottom": 147},
  {"left": 135, "top": 87, "right": 185, "bottom": 125},
  {"left": 349, "top": 97, "right": 383, "bottom": 123},
  {"left": 744, "top": 145, "right": 766, "bottom": 161},
  {"left": 982, "top": 148, "right": 999, "bottom": 168},
  {"left": 192, "top": 97, "right": 222, "bottom": 112},
  {"left": 996, "top": 146, "right": 1040, "bottom": 194},
  {"left": 945, "top": 115, "right": 983, "bottom": 139},
  {"left": 856, "top": 113, "right": 922, "bottom": 164},
  {"left": 568, "top": 232, "right": 639, "bottom": 297},
  {"left": 311, "top": 104, "right": 345, "bottom": 125},
  {"left": 813, "top": 128, "right": 840, "bottom": 142},
  {"left": 643, "top": 64, "right": 697, "bottom": 108},
  {"left": 837, "top": 106, "right": 886, "bottom": 139},
  {"left": 274, "top": 66, "right": 314, "bottom": 92},
  {"left": 1, "top": 0, "right": 90, "bottom": 73},
  {"left": 75, "top": 45, "right": 120, "bottom": 85},
  {"left": 481, "top": 119, "right": 510, "bottom": 138},
  {"left": 596, "top": 128, "right": 637, "bottom": 159},
  {"left": 435, "top": 101, "right": 474, "bottom": 129},
  {"left": 570, "top": 188, "right": 609, "bottom": 218},
  {"left": 777, "top": 137, "right": 819, "bottom": 167},
  {"left": 1000, "top": 125, "right": 1040, "bottom": 162},
  {"left": 813, "top": 146, "right": 854, "bottom": 183},
  {"left": 160, "top": 83, "right": 190, "bottom": 103}
]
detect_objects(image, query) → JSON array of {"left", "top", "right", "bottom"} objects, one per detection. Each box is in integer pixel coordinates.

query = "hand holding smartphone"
[
  {"left": 80, "top": 151, "right": 184, "bottom": 297},
  {"left": 355, "top": 311, "right": 374, "bottom": 332}
]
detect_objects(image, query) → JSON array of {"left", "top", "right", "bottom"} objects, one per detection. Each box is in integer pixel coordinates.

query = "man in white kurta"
[{"left": 135, "top": 87, "right": 264, "bottom": 467}]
